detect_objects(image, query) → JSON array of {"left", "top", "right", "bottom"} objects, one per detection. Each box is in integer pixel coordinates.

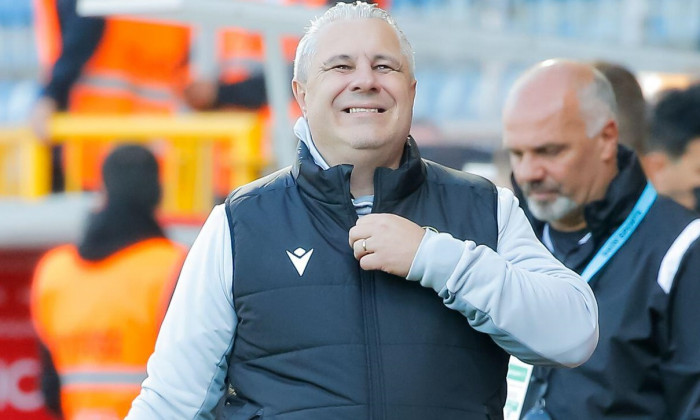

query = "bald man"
[{"left": 503, "top": 60, "right": 700, "bottom": 419}]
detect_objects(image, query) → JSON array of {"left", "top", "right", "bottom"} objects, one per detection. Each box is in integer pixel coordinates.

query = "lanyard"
[
  {"left": 579, "top": 182, "right": 657, "bottom": 281},
  {"left": 509, "top": 182, "right": 658, "bottom": 420}
]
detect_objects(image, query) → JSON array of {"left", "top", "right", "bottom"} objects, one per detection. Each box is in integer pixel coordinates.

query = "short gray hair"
[
  {"left": 578, "top": 68, "right": 618, "bottom": 138},
  {"left": 293, "top": 1, "right": 415, "bottom": 83}
]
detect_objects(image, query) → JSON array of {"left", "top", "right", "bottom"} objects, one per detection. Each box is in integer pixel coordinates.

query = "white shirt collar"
[{"left": 293, "top": 117, "right": 330, "bottom": 170}]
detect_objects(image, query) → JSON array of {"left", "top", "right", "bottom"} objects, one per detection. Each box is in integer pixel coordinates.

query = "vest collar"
[{"left": 292, "top": 136, "right": 426, "bottom": 206}]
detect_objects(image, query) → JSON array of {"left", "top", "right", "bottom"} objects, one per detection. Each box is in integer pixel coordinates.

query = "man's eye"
[
  {"left": 541, "top": 146, "right": 563, "bottom": 156},
  {"left": 375, "top": 65, "right": 393, "bottom": 71},
  {"left": 333, "top": 65, "right": 351, "bottom": 70}
]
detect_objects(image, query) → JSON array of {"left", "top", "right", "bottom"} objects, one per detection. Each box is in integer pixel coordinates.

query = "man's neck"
[
  {"left": 350, "top": 165, "right": 377, "bottom": 197},
  {"left": 550, "top": 211, "right": 587, "bottom": 232},
  {"left": 320, "top": 144, "right": 404, "bottom": 197}
]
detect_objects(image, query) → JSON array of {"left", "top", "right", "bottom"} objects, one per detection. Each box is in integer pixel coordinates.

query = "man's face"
[
  {"left": 648, "top": 138, "right": 700, "bottom": 211},
  {"left": 292, "top": 18, "right": 416, "bottom": 167},
  {"left": 504, "top": 93, "right": 614, "bottom": 225}
]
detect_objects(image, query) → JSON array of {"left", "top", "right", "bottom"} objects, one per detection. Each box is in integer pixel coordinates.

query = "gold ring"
[{"left": 362, "top": 239, "right": 367, "bottom": 252}]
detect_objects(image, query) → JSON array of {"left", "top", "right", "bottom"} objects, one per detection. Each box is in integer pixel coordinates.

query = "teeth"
[{"left": 348, "top": 108, "right": 379, "bottom": 113}]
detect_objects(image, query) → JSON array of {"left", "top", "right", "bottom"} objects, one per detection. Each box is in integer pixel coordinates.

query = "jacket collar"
[
  {"left": 513, "top": 145, "right": 648, "bottom": 244},
  {"left": 292, "top": 136, "right": 426, "bottom": 206},
  {"left": 583, "top": 145, "right": 648, "bottom": 242}
]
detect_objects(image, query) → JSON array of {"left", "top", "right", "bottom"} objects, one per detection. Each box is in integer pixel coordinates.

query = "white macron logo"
[{"left": 286, "top": 247, "right": 314, "bottom": 276}]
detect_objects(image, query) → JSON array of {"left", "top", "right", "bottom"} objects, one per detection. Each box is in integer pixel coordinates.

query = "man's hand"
[
  {"left": 348, "top": 214, "right": 426, "bottom": 277},
  {"left": 29, "top": 97, "right": 57, "bottom": 141},
  {"left": 184, "top": 80, "right": 218, "bottom": 110}
]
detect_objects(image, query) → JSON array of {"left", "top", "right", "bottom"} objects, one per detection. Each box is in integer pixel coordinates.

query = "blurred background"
[{"left": 1, "top": 0, "right": 699, "bottom": 417}]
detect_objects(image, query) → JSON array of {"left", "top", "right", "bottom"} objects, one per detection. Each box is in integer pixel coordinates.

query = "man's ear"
[
  {"left": 599, "top": 119, "right": 619, "bottom": 161},
  {"left": 292, "top": 79, "right": 307, "bottom": 116}
]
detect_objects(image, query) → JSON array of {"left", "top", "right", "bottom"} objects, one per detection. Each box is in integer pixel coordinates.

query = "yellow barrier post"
[
  {"left": 0, "top": 128, "right": 51, "bottom": 198},
  {"left": 22, "top": 139, "right": 51, "bottom": 198}
]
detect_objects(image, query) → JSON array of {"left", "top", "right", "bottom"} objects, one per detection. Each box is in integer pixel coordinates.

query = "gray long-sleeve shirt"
[{"left": 127, "top": 120, "right": 598, "bottom": 419}]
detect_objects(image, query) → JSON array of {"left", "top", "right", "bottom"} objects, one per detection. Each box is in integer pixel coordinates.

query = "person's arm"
[
  {"left": 37, "top": 343, "right": 62, "bottom": 418},
  {"left": 184, "top": 74, "right": 267, "bottom": 111},
  {"left": 31, "top": 0, "right": 104, "bottom": 140},
  {"left": 214, "top": 73, "right": 267, "bottom": 109},
  {"left": 660, "top": 232, "right": 700, "bottom": 419},
  {"left": 406, "top": 187, "right": 598, "bottom": 367},
  {"left": 127, "top": 205, "right": 235, "bottom": 419},
  {"left": 42, "top": 0, "right": 105, "bottom": 108}
]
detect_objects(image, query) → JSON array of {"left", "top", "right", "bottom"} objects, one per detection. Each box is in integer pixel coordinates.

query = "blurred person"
[
  {"left": 645, "top": 84, "right": 700, "bottom": 212},
  {"left": 30, "top": 144, "right": 186, "bottom": 420},
  {"left": 31, "top": 0, "right": 190, "bottom": 190},
  {"left": 127, "top": 3, "right": 597, "bottom": 419},
  {"left": 592, "top": 61, "right": 648, "bottom": 156},
  {"left": 503, "top": 59, "right": 700, "bottom": 419}
]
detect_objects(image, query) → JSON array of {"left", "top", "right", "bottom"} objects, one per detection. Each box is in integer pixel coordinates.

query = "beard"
[{"left": 521, "top": 181, "right": 580, "bottom": 223}]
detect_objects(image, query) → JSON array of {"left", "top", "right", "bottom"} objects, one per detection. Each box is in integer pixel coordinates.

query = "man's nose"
[
  {"left": 349, "top": 63, "right": 379, "bottom": 92},
  {"left": 515, "top": 154, "right": 546, "bottom": 184}
]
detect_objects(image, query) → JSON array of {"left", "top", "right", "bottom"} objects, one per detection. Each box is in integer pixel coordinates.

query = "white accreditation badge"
[{"left": 504, "top": 356, "right": 533, "bottom": 420}]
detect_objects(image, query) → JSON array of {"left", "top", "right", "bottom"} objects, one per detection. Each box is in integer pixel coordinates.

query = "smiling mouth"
[{"left": 344, "top": 107, "right": 386, "bottom": 114}]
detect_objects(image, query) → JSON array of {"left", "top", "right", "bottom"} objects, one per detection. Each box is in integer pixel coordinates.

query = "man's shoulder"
[
  {"left": 422, "top": 159, "right": 496, "bottom": 191},
  {"left": 644, "top": 194, "right": 699, "bottom": 240},
  {"left": 633, "top": 195, "right": 700, "bottom": 292},
  {"left": 125, "top": 238, "right": 186, "bottom": 261},
  {"left": 36, "top": 244, "right": 78, "bottom": 271},
  {"left": 225, "top": 166, "right": 294, "bottom": 205},
  {"left": 33, "top": 244, "right": 79, "bottom": 291}
]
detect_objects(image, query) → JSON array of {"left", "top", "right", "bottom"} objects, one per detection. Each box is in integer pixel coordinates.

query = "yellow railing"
[{"left": 0, "top": 112, "right": 266, "bottom": 218}]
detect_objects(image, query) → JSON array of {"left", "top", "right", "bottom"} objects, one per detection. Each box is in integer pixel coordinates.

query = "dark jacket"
[
  {"left": 517, "top": 147, "right": 700, "bottom": 419},
  {"left": 222, "top": 139, "right": 508, "bottom": 420}
]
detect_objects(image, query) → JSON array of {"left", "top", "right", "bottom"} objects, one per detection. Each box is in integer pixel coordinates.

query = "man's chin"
[
  {"left": 527, "top": 196, "right": 579, "bottom": 223},
  {"left": 528, "top": 202, "right": 555, "bottom": 222}
]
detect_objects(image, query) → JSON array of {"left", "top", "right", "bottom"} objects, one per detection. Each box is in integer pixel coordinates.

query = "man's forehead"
[
  {"left": 505, "top": 86, "right": 583, "bottom": 128},
  {"left": 312, "top": 18, "right": 402, "bottom": 61}
]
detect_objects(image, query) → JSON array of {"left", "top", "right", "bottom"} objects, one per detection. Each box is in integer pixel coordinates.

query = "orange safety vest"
[
  {"left": 34, "top": 0, "right": 191, "bottom": 113},
  {"left": 34, "top": 0, "right": 191, "bottom": 190},
  {"left": 30, "top": 238, "right": 186, "bottom": 420}
]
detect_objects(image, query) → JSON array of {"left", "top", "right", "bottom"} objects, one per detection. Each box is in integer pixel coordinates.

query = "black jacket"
[
  {"left": 221, "top": 139, "right": 508, "bottom": 420},
  {"left": 517, "top": 147, "right": 700, "bottom": 419}
]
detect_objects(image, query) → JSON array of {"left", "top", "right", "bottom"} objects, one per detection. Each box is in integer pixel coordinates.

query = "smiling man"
[
  {"left": 127, "top": 4, "right": 598, "bottom": 420},
  {"left": 505, "top": 60, "right": 700, "bottom": 419}
]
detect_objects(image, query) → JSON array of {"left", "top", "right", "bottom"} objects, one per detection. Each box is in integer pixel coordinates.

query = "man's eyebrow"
[
  {"left": 321, "top": 55, "right": 353, "bottom": 67},
  {"left": 374, "top": 54, "right": 401, "bottom": 66}
]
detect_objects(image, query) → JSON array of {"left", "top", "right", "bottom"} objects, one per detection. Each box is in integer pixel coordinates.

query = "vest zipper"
[
  {"left": 343, "top": 195, "right": 385, "bottom": 418},
  {"left": 365, "top": 173, "right": 385, "bottom": 419},
  {"left": 343, "top": 167, "right": 386, "bottom": 419},
  {"left": 360, "top": 268, "right": 385, "bottom": 419}
]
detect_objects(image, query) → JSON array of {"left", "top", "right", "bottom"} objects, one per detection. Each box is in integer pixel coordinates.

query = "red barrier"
[{"left": 0, "top": 248, "right": 54, "bottom": 419}]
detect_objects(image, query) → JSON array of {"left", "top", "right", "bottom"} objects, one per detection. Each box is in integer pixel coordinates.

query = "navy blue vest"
[{"left": 221, "top": 139, "right": 506, "bottom": 420}]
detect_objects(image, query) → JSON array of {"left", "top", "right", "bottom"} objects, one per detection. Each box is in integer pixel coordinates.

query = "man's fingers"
[
  {"left": 352, "top": 238, "right": 372, "bottom": 259},
  {"left": 358, "top": 252, "right": 380, "bottom": 271},
  {"left": 348, "top": 224, "right": 374, "bottom": 248}
]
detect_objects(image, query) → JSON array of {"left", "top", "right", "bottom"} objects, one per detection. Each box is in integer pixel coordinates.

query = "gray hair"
[
  {"left": 293, "top": 1, "right": 415, "bottom": 83},
  {"left": 578, "top": 68, "right": 618, "bottom": 138}
]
